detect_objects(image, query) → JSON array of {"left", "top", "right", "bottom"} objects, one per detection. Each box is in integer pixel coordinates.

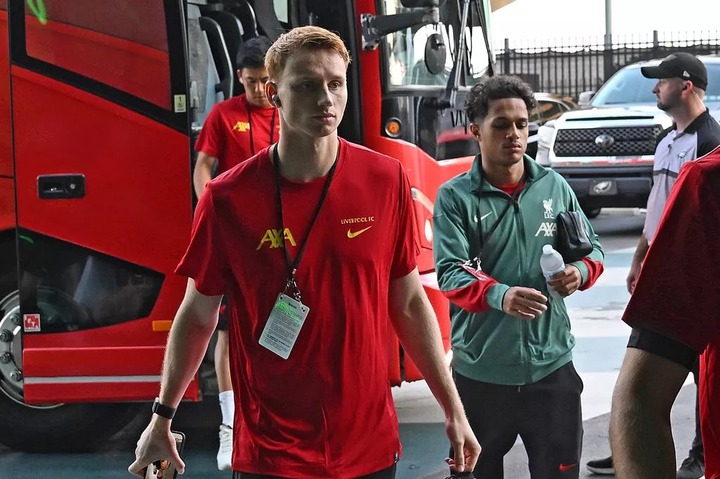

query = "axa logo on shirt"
[
  {"left": 232, "top": 121, "right": 250, "bottom": 133},
  {"left": 256, "top": 228, "right": 297, "bottom": 250}
]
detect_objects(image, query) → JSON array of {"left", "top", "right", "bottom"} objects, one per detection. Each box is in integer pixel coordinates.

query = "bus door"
[{"left": 6, "top": 0, "right": 194, "bottom": 406}]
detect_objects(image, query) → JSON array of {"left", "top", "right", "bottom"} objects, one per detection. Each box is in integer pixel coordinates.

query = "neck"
[
  {"left": 482, "top": 159, "right": 525, "bottom": 187},
  {"left": 673, "top": 98, "right": 706, "bottom": 132},
  {"left": 276, "top": 133, "right": 339, "bottom": 182}
]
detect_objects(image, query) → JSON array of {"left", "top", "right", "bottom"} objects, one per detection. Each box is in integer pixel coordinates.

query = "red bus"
[{"left": 0, "top": 0, "right": 493, "bottom": 452}]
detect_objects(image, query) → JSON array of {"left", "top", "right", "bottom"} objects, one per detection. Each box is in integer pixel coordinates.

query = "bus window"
[
  {"left": 23, "top": 0, "right": 171, "bottom": 109},
  {"left": 382, "top": 0, "right": 491, "bottom": 89},
  {"left": 273, "top": 0, "right": 289, "bottom": 24}
]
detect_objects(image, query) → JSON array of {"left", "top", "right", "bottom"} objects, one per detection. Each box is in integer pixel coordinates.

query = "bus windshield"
[{"left": 382, "top": 0, "right": 492, "bottom": 89}]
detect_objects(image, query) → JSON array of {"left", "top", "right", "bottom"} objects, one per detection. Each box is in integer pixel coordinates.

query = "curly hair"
[{"left": 465, "top": 75, "right": 538, "bottom": 123}]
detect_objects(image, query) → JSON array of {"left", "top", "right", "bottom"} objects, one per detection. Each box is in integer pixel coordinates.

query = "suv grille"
[{"left": 554, "top": 125, "right": 663, "bottom": 157}]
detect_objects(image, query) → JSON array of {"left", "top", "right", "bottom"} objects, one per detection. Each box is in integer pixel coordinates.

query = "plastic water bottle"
[{"left": 540, "top": 244, "right": 565, "bottom": 300}]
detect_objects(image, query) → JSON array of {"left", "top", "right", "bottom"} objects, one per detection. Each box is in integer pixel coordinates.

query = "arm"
[
  {"left": 432, "top": 187, "right": 499, "bottom": 313},
  {"left": 627, "top": 234, "right": 649, "bottom": 294},
  {"left": 388, "top": 268, "right": 480, "bottom": 473},
  {"left": 609, "top": 348, "right": 689, "bottom": 479},
  {"left": 433, "top": 186, "right": 546, "bottom": 318},
  {"left": 128, "top": 279, "right": 222, "bottom": 476},
  {"left": 193, "top": 151, "right": 219, "bottom": 198}
]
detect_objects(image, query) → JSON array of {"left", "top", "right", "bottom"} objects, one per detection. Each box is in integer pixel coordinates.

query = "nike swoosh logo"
[
  {"left": 480, "top": 212, "right": 493, "bottom": 221},
  {"left": 347, "top": 226, "right": 372, "bottom": 238},
  {"left": 559, "top": 463, "right": 577, "bottom": 472}
]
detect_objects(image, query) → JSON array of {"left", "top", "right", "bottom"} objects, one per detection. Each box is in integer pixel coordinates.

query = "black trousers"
[
  {"left": 453, "top": 361, "right": 584, "bottom": 479},
  {"left": 233, "top": 463, "right": 396, "bottom": 479}
]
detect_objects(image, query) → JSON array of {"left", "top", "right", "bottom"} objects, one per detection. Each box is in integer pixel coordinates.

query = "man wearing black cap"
[{"left": 586, "top": 52, "right": 720, "bottom": 479}]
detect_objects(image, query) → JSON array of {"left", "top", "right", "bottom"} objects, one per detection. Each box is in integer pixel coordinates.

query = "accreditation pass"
[{"left": 259, "top": 293, "right": 310, "bottom": 359}]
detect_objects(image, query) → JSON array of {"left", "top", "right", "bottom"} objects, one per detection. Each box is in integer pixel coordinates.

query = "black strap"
[
  {"left": 478, "top": 180, "right": 524, "bottom": 258},
  {"left": 272, "top": 144, "right": 338, "bottom": 287},
  {"left": 247, "top": 98, "right": 277, "bottom": 156}
]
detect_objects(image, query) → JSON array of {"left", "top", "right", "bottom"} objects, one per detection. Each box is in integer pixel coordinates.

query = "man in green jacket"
[{"left": 433, "top": 75, "right": 604, "bottom": 479}]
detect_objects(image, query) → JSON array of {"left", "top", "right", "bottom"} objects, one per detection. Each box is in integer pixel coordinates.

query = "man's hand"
[
  {"left": 502, "top": 287, "right": 547, "bottom": 319},
  {"left": 547, "top": 264, "right": 582, "bottom": 297},
  {"left": 128, "top": 418, "right": 185, "bottom": 477},
  {"left": 627, "top": 234, "right": 649, "bottom": 294},
  {"left": 626, "top": 262, "right": 641, "bottom": 294},
  {"left": 444, "top": 413, "right": 481, "bottom": 474}
]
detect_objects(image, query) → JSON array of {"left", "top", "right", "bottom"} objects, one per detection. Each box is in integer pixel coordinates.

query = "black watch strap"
[{"left": 152, "top": 397, "right": 176, "bottom": 419}]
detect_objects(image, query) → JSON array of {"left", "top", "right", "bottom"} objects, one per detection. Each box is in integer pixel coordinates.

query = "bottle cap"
[{"left": 543, "top": 244, "right": 553, "bottom": 254}]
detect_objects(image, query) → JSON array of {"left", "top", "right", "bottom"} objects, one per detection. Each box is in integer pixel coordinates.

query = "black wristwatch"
[{"left": 152, "top": 397, "right": 176, "bottom": 420}]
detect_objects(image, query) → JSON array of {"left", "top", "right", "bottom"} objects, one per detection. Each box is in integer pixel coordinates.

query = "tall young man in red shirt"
[
  {"left": 609, "top": 148, "right": 720, "bottom": 479},
  {"left": 588, "top": 52, "right": 720, "bottom": 478},
  {"left": 192, "top": 35, "right": 278, "bottom": 471},
  {"left": 129, "top": 26, "right": 480, "bottom": 479}
]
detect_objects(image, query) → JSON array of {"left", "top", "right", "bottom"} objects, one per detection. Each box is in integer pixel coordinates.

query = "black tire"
[{"left": 0, "top": 391, "right": 144, "bottom": 452}]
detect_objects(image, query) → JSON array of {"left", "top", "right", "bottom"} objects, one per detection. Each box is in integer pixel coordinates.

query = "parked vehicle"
[
  {"left": 436, "top": 92, "right": 577, "bottom": 160},
  {"left": 536, "top": 55, "right": 720, "bottom": 218},
  {"left": 531, "top": 92, "right": 578, "bottom": 125}
]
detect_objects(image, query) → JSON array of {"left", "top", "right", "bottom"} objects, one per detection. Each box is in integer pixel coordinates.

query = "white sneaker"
[{"left": 217, "top": 424, "right": 233, "bottom": 470}]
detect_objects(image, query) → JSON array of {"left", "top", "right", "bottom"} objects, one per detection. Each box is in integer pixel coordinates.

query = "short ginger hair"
[{"left": 265, "top": 26, "right": 351, "bottom": 78}]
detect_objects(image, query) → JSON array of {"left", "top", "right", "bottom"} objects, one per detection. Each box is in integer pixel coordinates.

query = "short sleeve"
[
  {"left": 194, "top": 104, "right": 224, "bottom": 158},
  {"left": 623, "top": 161, "right": 720, "bottom": 352},
  {"left": 175, "top": 186, "right": 231, "bottom": 295},
  {"left": 390, "top": 165, "right": 420, "bottom": 279}
]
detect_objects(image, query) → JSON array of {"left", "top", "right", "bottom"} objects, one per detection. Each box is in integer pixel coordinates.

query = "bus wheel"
[{"left": 0, "top": 290, "right": 142, "bottom": 453}]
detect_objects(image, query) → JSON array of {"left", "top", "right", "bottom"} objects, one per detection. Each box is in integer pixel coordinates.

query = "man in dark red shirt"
[
  {"left": 194, "top": 36, "right": 279, "bottom": 185},
  {"left": 610, "top": 148, "right": 720, "bottom": 479},
  {"left": 192, "top": 35, "right": 278, "bottom": 471},
  {"left": 130, "top": 26, "right": 479, "bottom": 479}
]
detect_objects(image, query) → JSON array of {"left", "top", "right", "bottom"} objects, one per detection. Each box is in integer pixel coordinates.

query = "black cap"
[{"left": 640, "top": 52, "right": 708, "bottom": 90}]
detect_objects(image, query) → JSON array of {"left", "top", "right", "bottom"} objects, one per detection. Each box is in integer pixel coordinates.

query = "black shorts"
[{"left": 217, "top": 296, "right": 229, "bottom": 331}]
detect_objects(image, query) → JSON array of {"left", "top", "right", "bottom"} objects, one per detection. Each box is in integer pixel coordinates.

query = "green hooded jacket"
[{"left": 433, "top": 155, "right": 604, "bottom": 385}]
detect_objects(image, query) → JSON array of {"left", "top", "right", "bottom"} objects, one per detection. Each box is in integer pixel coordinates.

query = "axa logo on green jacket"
[
  {"left": 256, "top": 215, "right": 376, "bottom": 249},
  {"left": 536, "top": 197, "right": 557, "bottom": 237},
  {"left": 535, "top": 222, "right": 557, "bottom": 237}
]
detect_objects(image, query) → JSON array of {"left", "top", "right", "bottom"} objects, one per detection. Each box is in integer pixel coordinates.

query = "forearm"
[
  {"left": 158, "top": 302, "right": 218, "bottom": 408},
  {"left": 441, "top": 263, "right": 501, "bottom": 313},
  {"left": 631, "top": 234, "right": 650, "bottom": 268},
  {"left": 192, "top": 154, "right": 216, "bottom": 198},
  {"left": 391, "top": 294, "right": 465, "bottom": 420}
]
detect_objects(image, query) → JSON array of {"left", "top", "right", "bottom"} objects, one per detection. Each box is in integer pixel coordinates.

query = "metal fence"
[{"left": 495, "top": 31, "right": 720, "bottom": 100}]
